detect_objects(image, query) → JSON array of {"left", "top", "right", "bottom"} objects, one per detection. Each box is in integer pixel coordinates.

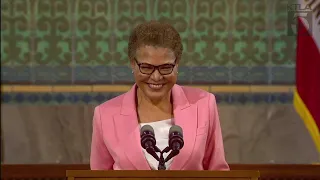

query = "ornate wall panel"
[{"left": 1, "top": 0, "right": 296, "bottom": 85}]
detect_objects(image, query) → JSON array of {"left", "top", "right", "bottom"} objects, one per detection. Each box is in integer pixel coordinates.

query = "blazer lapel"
[
  {"left": 169, "top": 85, "right": 198, "bottom": 170},
  {"left": 113, "top": 84, "right": 198, "bottom": 170},
  {"left": 113, "top": 84, "right": 151, "bottom": 170}
]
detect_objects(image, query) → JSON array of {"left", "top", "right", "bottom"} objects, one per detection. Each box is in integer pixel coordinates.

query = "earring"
[{"left": 131, "top": 70, "right": 133, "bottom": 74}]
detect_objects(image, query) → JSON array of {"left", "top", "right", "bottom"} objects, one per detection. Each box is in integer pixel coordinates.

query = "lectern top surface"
[{"left": 66, "top": 170, "right": 260, "bottom": 178}]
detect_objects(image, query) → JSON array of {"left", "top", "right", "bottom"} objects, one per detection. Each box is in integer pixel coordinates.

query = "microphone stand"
[
  {"left": 157, "top": 146, "right": 171, "bottom": 170},
  {"left": 151, "top": 146, "right": 181, "bottom": 170},
  {"left": 158, "top": 152, "right": 166, "bottom": 170}
]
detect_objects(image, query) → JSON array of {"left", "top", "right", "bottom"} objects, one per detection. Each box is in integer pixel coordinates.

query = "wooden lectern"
[{"left": 66, "top": 170, "right": 260, "bottom": 180}]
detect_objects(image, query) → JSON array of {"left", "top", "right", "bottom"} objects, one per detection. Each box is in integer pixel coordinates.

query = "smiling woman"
[
  {"left": 90, "top": 20, "right": 230, "bottom": 171},
  {"left": 132, "top": 45, "right": 178, "bottom": 108},
  {"left": 128, "top": 21, "right": 182, "bottom": 107}
]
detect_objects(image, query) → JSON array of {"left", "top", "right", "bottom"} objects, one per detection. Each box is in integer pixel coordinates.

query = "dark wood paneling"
[
  {"left": 231, "top": 164, "right": 320, "bottom": 179},
  {"left": 1, "top": 164, "right": 320, "bottom": 180},
  {"left": 1, "top": 164, "right": 89, "bottom": 178}
]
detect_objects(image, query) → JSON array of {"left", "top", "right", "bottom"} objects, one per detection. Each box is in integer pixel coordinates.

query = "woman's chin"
[
  {"left": 143, "top": 89, "right": 168, "bottom": 102},
  {"left": 145, "top": 91, "right": 165, "bottom": 100}
]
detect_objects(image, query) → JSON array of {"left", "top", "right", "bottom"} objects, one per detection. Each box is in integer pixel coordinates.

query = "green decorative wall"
[{"left": 1, "top": 0, "right": 296, "bottom": 104}]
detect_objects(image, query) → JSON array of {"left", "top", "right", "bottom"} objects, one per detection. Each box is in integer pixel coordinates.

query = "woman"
[{"left": 90, "top": 20, "right": 229, "bottom": 170}]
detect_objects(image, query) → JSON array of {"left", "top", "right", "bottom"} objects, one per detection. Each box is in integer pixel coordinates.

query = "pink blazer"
[{"left": 90, "top": 84, "right": 230, "bottom": 170}]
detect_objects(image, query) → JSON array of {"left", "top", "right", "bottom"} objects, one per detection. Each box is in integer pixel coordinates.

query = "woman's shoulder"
[
  {"left": 95, "top": 93, "right": 126, "bottom": 113},
  {"left": 179, "top": 85, "right": 216, "bottom": 101}
]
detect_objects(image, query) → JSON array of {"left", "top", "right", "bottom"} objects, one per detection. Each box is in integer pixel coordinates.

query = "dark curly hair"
[{"left": 128, "top": 20, "right": 183, "bottom": 62}]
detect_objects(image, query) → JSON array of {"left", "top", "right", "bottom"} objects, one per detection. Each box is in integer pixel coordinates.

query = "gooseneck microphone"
[
  {"left": 168, "top": 125, "right": 184, "bottom": 151},
  {"left": 164, "top": 125, "right": 184, "bottom": 162},
  {"left": 140, "top": 124, "right": 184, "bottom": 170},
  {"left": 140, "top": 125, "right": 160, "bottom": 161}
]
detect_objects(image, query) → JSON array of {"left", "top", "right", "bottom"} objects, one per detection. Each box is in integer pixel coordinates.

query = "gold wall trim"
[{"left": 1, "top": 85, "right": 295, "bottom": 93}]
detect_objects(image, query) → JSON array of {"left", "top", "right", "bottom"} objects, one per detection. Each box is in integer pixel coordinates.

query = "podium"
[{"left": 66, "top": 170, "right": 260, "bottom": 180}]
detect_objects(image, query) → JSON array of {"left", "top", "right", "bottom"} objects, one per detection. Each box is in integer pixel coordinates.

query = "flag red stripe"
[{"left": 296, "top": 18, "right": 320, "bottom": 129}]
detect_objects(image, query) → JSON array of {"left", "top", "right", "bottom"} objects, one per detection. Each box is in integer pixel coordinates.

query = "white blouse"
[{"left": 140, "top": 119, "right": 174, "bottom": 170}]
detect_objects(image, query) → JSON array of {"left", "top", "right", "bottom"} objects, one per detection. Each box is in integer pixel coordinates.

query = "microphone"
[
  {"left": 140, "top": 125, "right": 160, "bottom": 161},
  {"left": 164, "top": 125, "right": 184, "bottom": 162},
  {"left": 168, "top": 125, "right": 184, "bottom": 151}
]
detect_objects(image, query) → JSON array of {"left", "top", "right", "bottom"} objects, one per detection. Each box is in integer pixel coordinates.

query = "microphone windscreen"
[
  {"left": 169, "top": 125, "right": 183, "bottom": 136},
  {"left": 140, "top": 125, "right": 154, "bottom": 136}
]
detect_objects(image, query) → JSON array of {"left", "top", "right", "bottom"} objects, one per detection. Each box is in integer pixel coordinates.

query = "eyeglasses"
[{"left": 134, "top": 58, "right": 176, "bottom": 75}]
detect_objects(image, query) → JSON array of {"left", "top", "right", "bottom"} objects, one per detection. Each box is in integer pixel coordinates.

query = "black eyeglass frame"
[{"left": 134, "top": 58, "right": 177, "bottom": 75}]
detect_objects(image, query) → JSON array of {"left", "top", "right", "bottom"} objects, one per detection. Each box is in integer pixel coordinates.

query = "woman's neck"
[{"left": 137, "top": 88, "right": 172, "bottom": 113}]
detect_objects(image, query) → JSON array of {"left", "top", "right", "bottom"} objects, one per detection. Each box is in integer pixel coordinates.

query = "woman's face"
[{"left": 131, "top": 45, "right": 178, "bottom": 103}]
